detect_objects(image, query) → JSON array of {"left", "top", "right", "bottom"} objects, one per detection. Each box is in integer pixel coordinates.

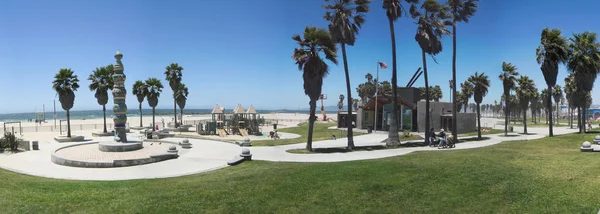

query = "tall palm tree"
[
  {"left": 292, "top": 26, "right": 338, "bottom": 151},
  {"left": 175, "top": 83, "right": 189, "bottom": 125},
  {"left": 145, "top": 78, "right": 163, "bottom": 131},
  {"left": 567, "top": 32, "right": 600, "bottom": 133},
  {"left": 164, "top": 63, "right": 183, "bottom": 128},
  {"left": 540, "top": 88, "right": 550, "bottom": 124},
  {"left": 498, "top": 62, "right": 519, "bottom": 136},
  {"left": 432, "top": 85, "right": 443, "bottom": 101},
  {"left": 382, "top": 0, "right": 418, "bottom": 146},
  {"left": 536, "top": 28, "right": 569, "bottom": 136},
  {"left": 88, "top": 66, "right": 112, "bottom": 133},
  {"left": 52, "top": 68, "right": 80, "bottom": 138},
  {"left": 132, "top": 80, "right": 148, "bottom": 127},
  {"left": 323, "top": 0, "right": 371, "bottom": 150},
  {"left": 516, "top": 76, "right": 535, "bottom": 134},
  {"left": 446, "top": 0, "right": 478, "bottom": 139},
  {"left": 552, "top": 85, "right": 563, "bottom": 125},
  {"left": 467, "top": 72, "right": 489, "bottom": 139},
  {"left": 411, "top": 0, "right": 450, "bottom": 143}
]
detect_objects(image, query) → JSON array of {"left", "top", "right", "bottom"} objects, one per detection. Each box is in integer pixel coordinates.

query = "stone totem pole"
[{"left": 112, "top": 50, "right": 128, "bottom": 143}]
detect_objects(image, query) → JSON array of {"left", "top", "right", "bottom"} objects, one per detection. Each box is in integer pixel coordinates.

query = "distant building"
[{"left": 338, "top": 87, "right": 476, "bottom": 134}]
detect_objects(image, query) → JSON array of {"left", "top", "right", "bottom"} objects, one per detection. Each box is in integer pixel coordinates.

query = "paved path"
[
  {"left": 0, "top": 125, "right": 580, "bottom": 181},
  {"left": 250, "top": 126, "right": 579, "bottom": 162}
]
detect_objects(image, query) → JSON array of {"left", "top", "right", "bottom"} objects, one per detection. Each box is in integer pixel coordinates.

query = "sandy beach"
[{"left": 4, "top": 112, "right": 312, "bottom": 142}]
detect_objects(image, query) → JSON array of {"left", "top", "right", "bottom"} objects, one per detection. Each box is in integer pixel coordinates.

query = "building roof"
[
  {"left": 246, "top": 105, "right": 257, "bottom": 114},
  {"left": 363, "top": 94, "right": 416, "bottom": 110},
  {"left": 233, "top": 104, "right": 246, "bottom": 114},
  {"left": 211, "top": 105, "right": 224, "bottom": 114}
]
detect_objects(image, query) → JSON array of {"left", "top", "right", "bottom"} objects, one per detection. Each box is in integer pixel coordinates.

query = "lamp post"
[{"left": 54, "top": 93, "right": 57, "bottom": 129}]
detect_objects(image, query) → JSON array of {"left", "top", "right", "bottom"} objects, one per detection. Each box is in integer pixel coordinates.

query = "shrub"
[
  {"left": 403, "top": 130, "right": 412, "bottom": 138},
  {"left": 1, "top": 132, "right": 21, "bottom": 152}
]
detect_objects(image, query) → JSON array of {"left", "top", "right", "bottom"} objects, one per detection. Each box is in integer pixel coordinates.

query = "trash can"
[
  {"left": 509, "top": 126, "right": 514, "bottom": 132},
  {"left": 32, "top": 141, "right": 39, "bottom": 150},
  {"left": 273, "top": 124, "right": 278, "bottom": 130},
  {"left": 367, "top": 125, "right": 373, "bottom": 133}
]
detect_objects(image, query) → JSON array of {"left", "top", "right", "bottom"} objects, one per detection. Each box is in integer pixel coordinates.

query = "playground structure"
[
  {"left": 320, "top": 94, "right": 327, "bottom": 121},
  {"left": 195, "top": 104, "right": 262, "bottom": 138},
  {"left": 3, "top": 121, "right": 22, "bottom": 135}
]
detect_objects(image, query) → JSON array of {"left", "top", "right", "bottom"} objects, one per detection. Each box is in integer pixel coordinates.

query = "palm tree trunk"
[
  {"left": 422, "top": 50, "right": 431, "bottom": 143},
  {"left": 476, "top": 102, "right": 481, "bottom": 139},
  {"left": 386, "top": 17, "right": 399, "bottom": 147},
  {"left": 152, "top": 107, "right": 156, "bottom": 131},
  {"left": 180, "top": 108, "right": 184, "bottom": 125},
  {"left": 570, "top": 107, "right": 573, "bottom": 129},
  {"left": 307, "top": 99, "right": 317, "bottom": 151},
  {"left": 504, "top": 92, "right": 508, "bottom": 136},
  {"left": 451, "top": 22, "right": 458, "bottom": 142},
  {"left": 556, "top": 102, "right": 559, "bottom": 125},
  {"left": 523, "top": 106, "right": 528, "bottom": 134},
  {"left": 548, "top": 85, "right": 554, "bottom": 137},
  {"left": 583, "top": 107, "right": 588, "bottom": 133},
  {"left": 174, "top": 99, "right": 178, "bottom": 128},
  {"left": 102, "top": 105, "right": 107, "bottom": 133},
  {"left": 340, "top": 43, "right": 354, "bottom": 150},
  {"left": 578, "top": 107, "right": 582, "bottom": 133},
  {"left": 139, "top": 102, "right": 143, "bottom": 127},
  {"left": 66, "top": 110, "right": 71, "bottom": 138}
]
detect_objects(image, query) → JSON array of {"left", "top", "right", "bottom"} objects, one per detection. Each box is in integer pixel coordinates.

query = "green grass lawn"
[
  {"left": 3, "top": 133, "right": 600, "bottom": 213},
  {"left": 460, "top": 128, "right": 506, "bottom": 137},
  {"left": 252, "top": 122, "right": 366, "bottom": 146}
]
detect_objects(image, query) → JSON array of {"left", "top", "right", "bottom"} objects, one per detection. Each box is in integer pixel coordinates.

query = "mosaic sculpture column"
[{"left": 112, "top": 50, "right": 128, "bottom": 143}]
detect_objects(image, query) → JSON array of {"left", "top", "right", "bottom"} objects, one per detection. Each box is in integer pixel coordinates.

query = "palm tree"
[
  {"left": 498, "top": 62, "right": 519, "bottom": 136},
  {"left": 567, "top": 31, "right": 600, "bottom": 133},
  {"left": 132, "top": 80, "right": 148, "bottom": 127},
  {"left": 52, "top": 68, "right": 80, "bottom": 138},
  {"left": 292, "top": 26, "right": 338, "bottom": 151},
  {"left": 564, "top": 73, "right": 576, "bottom": 129},
  {"left": 432, "top": 85, "right": 443, "bottom": 101},
  {"left": 175, "top": 83, "right": 189, "bottom": 125},
  {"left": 552, "top": 85, "right": 563, "bottom": 125},
  {"left": 411, "top": 0, "right": 450, "bottom": 144},
  {"left": 164, "top": 63, "right": 183, "bottom": 128},
  {"left": 536, "top": 28, "right": 569, "bottom": 137},
  {"left": 88, "top": 66, "right": 112, "bottom": 133},
  {"left": 145, "top": 78, "right": 163, "bottom": 131},
  {"left": 467, "top": 72, "right": 489, "bottom": 139},
  {"left": 382, "top": 0, "right": 418, "bottom": 146},
  {"left": 530, "top": 88, "right": 540, "bottom": 124},
  {"left": 516, "top": 76, "right": 535, "bottom": 134},
  {"left": 540, "top": 88, "right": 550, "bottom": 124},
  {"left": 323, "top": 0, "right": 370, "bottom": 150},
  {"left": 446, "top": 0, "right": 478, "bottom": 139},
  {"left": 460, "top": 80, "right": 473, "bottom": 112}
]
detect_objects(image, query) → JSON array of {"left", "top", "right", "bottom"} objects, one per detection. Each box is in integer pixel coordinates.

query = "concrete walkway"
[
  {"left": 0, "top": 125, "right": 579, "bottom": 181},
  {"left": 250, "top": 126, "right": 578, "bottom": 162}
]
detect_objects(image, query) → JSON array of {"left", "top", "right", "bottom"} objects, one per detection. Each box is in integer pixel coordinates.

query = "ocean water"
[{"left": 0, "top": 109, "right": 330, "bottom": 123}]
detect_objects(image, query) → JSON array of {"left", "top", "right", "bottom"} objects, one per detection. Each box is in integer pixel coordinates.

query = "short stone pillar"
[
  {"left": 32, "top": 141, "right": 39, "bottom": 150},
  {"left": 240, "top": 137, "right": 252, "bottom": 147},
  {"left": 180, "top": 139, "right": 192, "bottom": 149},
  {"left": 167, "top": 146, "right": 178, "bottom": 154},
  {"left": 593, "top": 136, "right": 600, "bottom": 145},
  {"left": 240, "top": 148, "right": 252, "bottom": 160},
  {"left": 581, "top": 141, "right": 593, "bottom": 152}
]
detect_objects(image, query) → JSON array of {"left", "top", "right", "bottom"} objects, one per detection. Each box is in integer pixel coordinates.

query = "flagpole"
[{"left": 374, "top": 60, "right": 379, "bottom": 133}]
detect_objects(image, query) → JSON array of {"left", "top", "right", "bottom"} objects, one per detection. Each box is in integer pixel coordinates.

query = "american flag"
[{"left": 378, "top": 62, "right": 388, "bottom": 69}]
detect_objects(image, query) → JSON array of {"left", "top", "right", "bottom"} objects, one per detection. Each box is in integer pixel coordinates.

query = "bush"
[
  {"left": 1, "top": 132, "right": 21, "bottom": 152},
  {"left": 403, "top": 130, "right": 412, "bottom": 137}
]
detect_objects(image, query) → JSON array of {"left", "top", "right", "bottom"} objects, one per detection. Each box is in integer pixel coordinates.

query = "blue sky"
[{"left": 0, "top": 0, "right": 599, "bottom": 113}]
